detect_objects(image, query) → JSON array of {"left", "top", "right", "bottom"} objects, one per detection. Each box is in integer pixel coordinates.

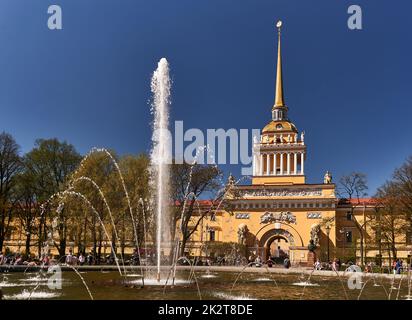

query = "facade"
[{"left": 183, "top": 23, "right": 411, "bottom": 265}]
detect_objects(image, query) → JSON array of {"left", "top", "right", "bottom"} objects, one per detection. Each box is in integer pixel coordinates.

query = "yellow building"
[{"left": 184, "top": 22, "right": 412, "bottom": 266}]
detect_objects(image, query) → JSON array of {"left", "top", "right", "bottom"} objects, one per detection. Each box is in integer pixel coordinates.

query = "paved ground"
[{"left": 0, "top": 264, "right": 406, "bottom": 279}]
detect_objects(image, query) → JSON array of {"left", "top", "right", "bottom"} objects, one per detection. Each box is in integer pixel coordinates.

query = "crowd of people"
[
  {"left": 313, "top": 257, "right": 411, "bottom": 274},
  {"left": 0, "top": 248, "right": 143, "bottom": 267}
]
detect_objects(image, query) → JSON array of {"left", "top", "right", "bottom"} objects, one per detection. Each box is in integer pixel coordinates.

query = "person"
[
  {"left": 0, "top": 251, "right": 5, "bottom": 265},
  {"left": 131, "top": 248, "right": 140, "bottom": 266},
  {"left": 42, "top": 254, "right": 50, "bottom": 266},
  {"left": 14, "top": 254, "right": 23, "bottom": 265},
  {"left": 255, "top": 256, "right": 262, "bottom": 267},
  {"left": 336, "top": 258, "right": 341, "bottom": 270},
  {"left": 392, "top": 259, "right": 397, "bottom": 274},
  {"left": 283, "top": 257, "right": 290, "bottom": 269},
  {"left": 87, "top": 252, "right": 94, "bottom": 265},
  {"left": 314, "top": 259, "right": 322, "bottom": 270},
  {"left": 66, "top": 250, "right": 74, "bottom": 265},
  {"left": 396, "top": 259, "right": 402, "bottom": 274},
  {"left": 332, "top": 259, "right": 338, "bottom": 271},
  {"left": 78, "top": 253, "right": 85, "bottom": 266}
]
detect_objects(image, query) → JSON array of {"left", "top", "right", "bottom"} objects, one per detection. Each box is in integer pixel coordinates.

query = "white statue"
[
  {"left": 300, "top": 131, "right": 305, "bottom": 143},
  {"left": 310, "top": 224, "right": 321, "bottom": 246},
  {"left": 324, "top": 171, "right": 332, "bottom": 184},
  {"left": 237, "top": 224, "right": 248, "bottom": 245}
]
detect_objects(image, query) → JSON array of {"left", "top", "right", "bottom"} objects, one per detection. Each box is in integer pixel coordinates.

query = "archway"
[
  {"left": 267, "top": 235, "right": 289, "bottom": 262},
  {"left": 259, "top": 228, "right": 296, "bottom": 262}
]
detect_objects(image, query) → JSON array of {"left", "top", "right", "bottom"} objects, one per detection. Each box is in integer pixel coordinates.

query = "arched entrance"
[
  {"left": 259, "top": 228, "right": 296, "bottom": 262},
  {"left": 267, "top": 235, "right": 289, "bottom": 262}
]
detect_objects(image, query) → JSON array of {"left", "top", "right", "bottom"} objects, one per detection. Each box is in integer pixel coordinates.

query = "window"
[
  {"left": 346, "top": 211, "right": 353, "bottom": 221},
  {"left": 235, "top": 213, "right": 250, "bottom": 219},
  {"left": 345, "top": 231, "right": 353, "bottom": 243},
  {"left": 209, "top": 230, "right": 216, "bottom": 241}
]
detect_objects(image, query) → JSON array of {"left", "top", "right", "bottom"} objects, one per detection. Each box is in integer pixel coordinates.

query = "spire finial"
[{"left": 274, "top": 20, "right": 285, "bottom": 108}]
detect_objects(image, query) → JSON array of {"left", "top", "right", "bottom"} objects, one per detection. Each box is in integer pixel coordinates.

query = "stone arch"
[
  {"left": 256, "top": 222, "right": 304, "bottom": 247},
  {"left": 259, "top": 228, "right": 296, "bottom": 248}
]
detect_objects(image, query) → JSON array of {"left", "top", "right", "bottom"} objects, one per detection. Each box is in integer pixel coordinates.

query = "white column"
[
  {"left": 252, "top": 154, "right": 255, "bottom": 175},
  {"left": 294, "top": 152, "right": 297, "bottom": 175},
  {"left": 273, "top": 152, "right": 277, "bottom": 175},
  {"left": 280, "top": 153, "right": 284, "bottom": 175},
  {"left": 287, "top": 152, "right": 291, "bottom": 175},
  {"left": 259, "top": 154, "right": 263, "bottom": 175},
  {"left": 253, "top": 154, "right": 257, "bottom": 175},
  {"left": 300, "top": 152, "right": 304, "bottom": 175},
  {"left": 266, "top": 154, "right": 270, "bottom": 175}
]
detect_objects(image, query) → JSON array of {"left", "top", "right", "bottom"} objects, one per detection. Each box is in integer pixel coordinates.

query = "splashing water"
[
  {"left": 4, "top": 290, "right": 61, "bottom": 300},
  {"left": 150, "top": 58, "right": 172, "bottom": 282}
]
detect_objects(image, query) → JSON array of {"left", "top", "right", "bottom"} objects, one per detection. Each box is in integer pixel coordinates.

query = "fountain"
[{"left": 150, "top": 58, "right": 172, "bottom": 282}]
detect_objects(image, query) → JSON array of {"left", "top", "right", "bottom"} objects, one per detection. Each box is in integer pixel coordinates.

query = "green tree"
[
  {"left": 69, "top": 151, "right": 150, "bottom": 262},
  {"left": 118, "top": 154, "right": 150, "bottom": 256},
  {"left": 24, "top": 138, "right": 81, "bottom": 257},
  {"left": 14, "top": 169, "right": 38, "bottom": 257},
  {"left": 0, "top": 132, "right": 22, "bottom": 251}
]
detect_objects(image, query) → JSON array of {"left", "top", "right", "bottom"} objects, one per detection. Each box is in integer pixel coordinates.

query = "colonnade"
[{"left": 253, "top": 151, "right": 304, "bottom": 176}]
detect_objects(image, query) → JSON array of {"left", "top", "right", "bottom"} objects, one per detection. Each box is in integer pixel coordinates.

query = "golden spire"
[{"left": 274, "top": 20, "right": 285, "bottom": 108}]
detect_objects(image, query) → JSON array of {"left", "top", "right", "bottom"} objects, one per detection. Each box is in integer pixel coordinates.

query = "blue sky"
[{"left": 0, "top": 0, "right": 411, "bottom": 195}]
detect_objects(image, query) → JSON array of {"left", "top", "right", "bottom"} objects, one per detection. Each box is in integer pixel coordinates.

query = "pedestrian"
[
  {"left": 78, "top": 253, "right": 85, "bottom": 266},
  {"left": 336, "top": 258, "right": 341, "bottom": 270},
  {"left": 87, "top": 252, "right": 94, "bottom": 265},
  {"left": 314, "top": 259, "right": 322, "bottom": 270},
  {"left": 332, "top": 258, "right": 338, "bottom": 271},
  {"left": 396, "top": 259, "right": 401, "bottom": 274},
  {"left": 283, "top": 257, "right": 290, "bottom": 269},
  {"left": 66, "top": 250, "right": 73, "bottom": 265},
  {"left": 14, "top": 254, "right": 23, "bottom": 265},
  {"left": 42, "top": 254, "right": 50, "bottom": 266}
]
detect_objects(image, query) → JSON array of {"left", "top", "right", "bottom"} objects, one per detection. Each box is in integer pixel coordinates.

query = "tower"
[{"left": 252, "top": 21, "right": 306, "bottom": 185}]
